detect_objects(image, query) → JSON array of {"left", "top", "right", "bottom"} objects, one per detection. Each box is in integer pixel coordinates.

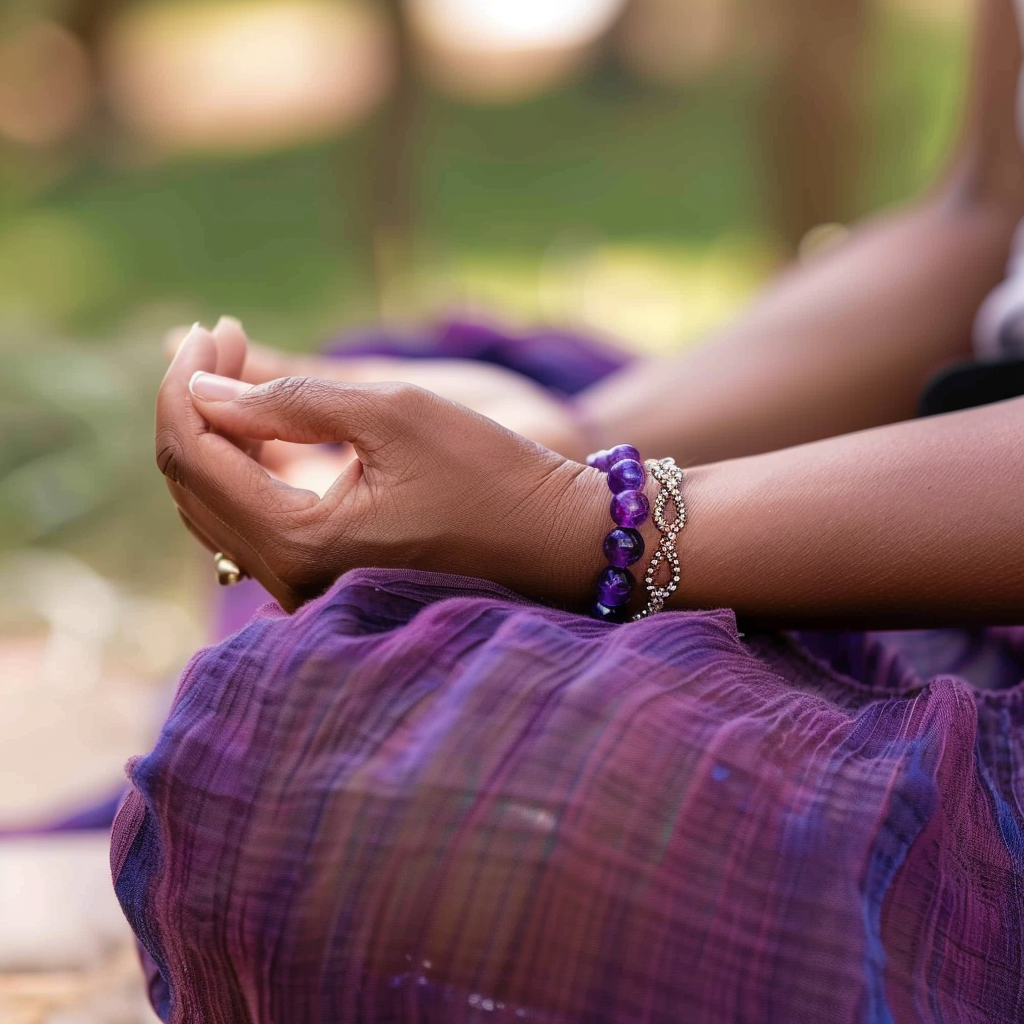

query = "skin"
[
  {"left": 161, "top": 319, "right": 1024, "bottom": 629},
  {"left": 158, "top": 0, "right": 1024, "bottom": 629},
  {"left": 159, "top": 323, "right": 596, "bottom": 613}
]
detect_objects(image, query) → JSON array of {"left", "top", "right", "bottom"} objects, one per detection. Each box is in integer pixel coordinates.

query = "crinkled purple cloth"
[{"left": 112, "top": 318, "right": 1024, "bottom": 1023}]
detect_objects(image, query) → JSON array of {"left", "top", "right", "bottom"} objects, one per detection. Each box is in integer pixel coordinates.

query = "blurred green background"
[{"left": 0, "top": 0, "right": 969, "bottom": 682}]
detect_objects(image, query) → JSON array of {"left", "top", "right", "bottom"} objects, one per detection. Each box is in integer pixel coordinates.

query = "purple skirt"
[{"left": 111, "top": 569, "right": 1024, "bottom": 1024}]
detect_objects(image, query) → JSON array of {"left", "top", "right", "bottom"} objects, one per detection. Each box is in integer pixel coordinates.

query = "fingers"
[
  {"left": 187, "top": 372, "right": 425, "bottom": 455},
  {"left": 157, "top": 325, "right": 321, "bottom": 537},
  {"left": 211, "top": 316, "right": 248, "bottom": 379},
  {"left": 208, "top": 317, "right": 263, "bottom": 459},
  {"left": 168, "top": 318, "right": 399, "bottom": 387},
  {"left": 157, "top": 323, "right": 219, "bottom": 456},
  {"left": 169, "top": 481, "right": 303, "bottom": 609},
  {"left": 165, "top": 316, "right": 250, "bottom": 379}
]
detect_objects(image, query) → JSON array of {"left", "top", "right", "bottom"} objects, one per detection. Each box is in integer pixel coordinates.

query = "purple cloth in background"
[
  {"left": 324, "top": 315, "right": 633, "bottom": 397},
  {"left": 110, "top": 317, "right": 1024, "bottom": 1021}
]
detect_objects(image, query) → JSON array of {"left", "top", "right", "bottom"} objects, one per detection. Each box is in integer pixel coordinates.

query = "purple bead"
[
  {"left": 596, "top": 566, "right": 634, "bottom": 607},
  {"left": 611, "top": 489, "right": 650, "bottom": 529},
  {"left": 603, "top": 527, "right": 644, "bottom": 567},
  {"left": 586, "top": 449, "right": 609, "bottom": 470},
  {"left": 605, "top": 444, "right": 641, "bottom": 467},
  {"left": 607, "top": 458, "right": 646, "bottom": 494},
  {"left": 591, "top": 601, "right": 628, "bottom": 623}
]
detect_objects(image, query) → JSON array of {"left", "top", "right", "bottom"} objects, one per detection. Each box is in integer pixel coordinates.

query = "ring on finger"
[{"left": 214, "top": 551, "right": 245, "bottom": 586}]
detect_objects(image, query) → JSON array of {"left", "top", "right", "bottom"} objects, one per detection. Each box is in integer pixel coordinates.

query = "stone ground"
[
  {"left": 0, "top": 836, "right": 159, "bottom": 1024},
  {"left": 0, "top": 626, "right": 179, "bottom": 1024}
]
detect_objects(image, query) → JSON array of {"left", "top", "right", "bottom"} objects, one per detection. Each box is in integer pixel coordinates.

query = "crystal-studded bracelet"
[
  {"left": 633, "top": 457, "right": 685, "bottom": 619},
  {"left": 586, "top": 444, "right": 650, "bottom": 622},
  {"left": 586, "top": 446, "right": 685, "bottom": 622}
]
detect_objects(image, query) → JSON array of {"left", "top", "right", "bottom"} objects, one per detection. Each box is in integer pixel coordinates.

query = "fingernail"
[
  {"left": 189, "top": 371, "right": 251, "bottom": 402},
  {"left": 214, "top": 315, "right": 243, "bottom": 332}
]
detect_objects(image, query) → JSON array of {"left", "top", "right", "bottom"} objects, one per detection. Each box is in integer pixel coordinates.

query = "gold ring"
[{"left": 214, "top": 552, "right": 244, "bottom": 586}]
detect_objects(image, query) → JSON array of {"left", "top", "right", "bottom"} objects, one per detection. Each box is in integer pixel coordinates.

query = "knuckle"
[
  {"left": 262, "top": 374, "right": 312, "bottom": 402},
  {"left": 155, "top": 427, "right": 189, "bottom": 485},
  {"left": 372, "top": 381, "right": 435, "bottom": 432},
  {"left": 381, "top": 381, "right": 428, "bottom": 408},
  {"left": 254, "top": 376, "right": 338, "bottom": 432}
]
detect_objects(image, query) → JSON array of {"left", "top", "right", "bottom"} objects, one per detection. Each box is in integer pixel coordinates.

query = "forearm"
[
  {"left": 563, "top": 396, "right": 1024, "bottom": 628},
  {"left": 579, "top": 0, "right": 1024, "bottom": 466},
  {"left": 578, "top": 191, "right": 1018, "bottom": 464}
]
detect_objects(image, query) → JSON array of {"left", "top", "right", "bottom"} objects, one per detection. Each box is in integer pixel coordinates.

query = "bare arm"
[
  {"left": 165, "top": 326, "right": 1024, "bottom": 630},
  {"left": 605, "top": 396, "right": 1024, "bottom": 628},
  {"left": 578, "top": 0, "right": 1024, "bottom": 465}
]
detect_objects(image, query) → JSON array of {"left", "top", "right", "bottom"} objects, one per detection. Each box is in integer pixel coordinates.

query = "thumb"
[{"left": 188, "top": 372, "right": 423, "bottom": 451}]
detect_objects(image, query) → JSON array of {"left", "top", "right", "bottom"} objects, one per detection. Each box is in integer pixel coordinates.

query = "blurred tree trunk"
[
  {"left": 590, "top": 0, "right": 644, "bottom": 91},
  {"left": 365, "top": 0, "right": 421, "bottom": 318},
  {"left": 761, "top": 0, "right": 867, "bottom": 255},
  {"left": 61, "top": 0, "right": 126, "bottom": 139},
  {"left": 62, "top": 0, "right": 124, "bottom": 51}
]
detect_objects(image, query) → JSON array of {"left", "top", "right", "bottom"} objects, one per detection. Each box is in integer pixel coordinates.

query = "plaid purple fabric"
[{"left": 111, "top": 569, "right": 1024, "bottom": 1023}]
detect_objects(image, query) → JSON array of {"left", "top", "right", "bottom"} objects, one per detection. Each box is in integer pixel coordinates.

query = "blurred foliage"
[
  {"left": 0, "top": 329, "right": 181, "bottom": 590},
  {"left": 0, "top": 8, "right": 967, "bottom": 341}
]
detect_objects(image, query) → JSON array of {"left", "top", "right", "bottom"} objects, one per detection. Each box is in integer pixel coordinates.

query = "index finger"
[{"left": 156, "top": 325, "right": 321, "bottom": 539}]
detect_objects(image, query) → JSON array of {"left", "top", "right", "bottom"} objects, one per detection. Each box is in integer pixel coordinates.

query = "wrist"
[
  {"left": 540, "top": 459, "right": 663, "bottom": 617},
  {"left": 535, "top": 463, "right": 610, "bottom": 611}
]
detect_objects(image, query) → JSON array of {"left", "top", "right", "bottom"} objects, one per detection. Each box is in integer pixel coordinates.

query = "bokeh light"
[
  {"left": 410, "top": 0, "right": 628, "bottom": 102},
  {"left": 102, "top": 0, "right": 393, "bottom": 153},
  {"left": 618, "top": 0, "right": 742, "bottom": 85},
  {"left": 413, "top": 0, "right": 627, "bottom": 49},
  {"left": 0, "top": 21, "right": 94, "bottom": 147}
]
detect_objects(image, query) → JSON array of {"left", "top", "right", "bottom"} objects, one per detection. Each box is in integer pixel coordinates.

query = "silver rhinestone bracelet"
[{"left": 632, "top": 457, "right": 685, "bottom": 620}]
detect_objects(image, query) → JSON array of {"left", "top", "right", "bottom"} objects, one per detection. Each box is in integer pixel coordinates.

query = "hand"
[
  {"left": 169, "top": 319, "right": 595, "bottom": 465},
  {"left": 156, "top": 324, "right": 606, "bottom": 612},
  {"left": 172, "top": 318, "right": 356, "bottom": 496}
]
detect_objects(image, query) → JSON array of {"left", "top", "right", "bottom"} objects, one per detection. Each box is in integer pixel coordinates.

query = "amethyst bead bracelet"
[{"left": 586, "top": 444, "right": 648, "bottom": 622}]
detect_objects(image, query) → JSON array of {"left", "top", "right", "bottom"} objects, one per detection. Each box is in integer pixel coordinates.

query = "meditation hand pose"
[
  {"left": 116, "top": 1, "right": 1024, "bottom": 1021},
  {"left": 161, "top": 317, "right": 1021, "bottom": 627}
]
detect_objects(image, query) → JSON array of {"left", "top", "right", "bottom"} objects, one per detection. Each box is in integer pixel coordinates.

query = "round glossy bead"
[
  {"left": 607, "top": 458, "right": 645, "bottom": 494},
  {"left": 586, "top": 449, "right": 609, "bottom": 470},
  {"left": 605, "top": 444, "right": 641, "bottom": 467},
  {"left": 603, "top": 527, "right": 645, "bottom": 567},
  {"left": 611, "top": 489, "right": 650, "bottom": 529},
  {"left": 592, "top": 601, "right": 628, "bottom": 623},
  {"left": 596, "top": 565, "right": 634, "bottom": 607}
]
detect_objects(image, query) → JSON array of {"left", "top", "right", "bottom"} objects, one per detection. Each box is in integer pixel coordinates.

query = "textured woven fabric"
[{"left": 111, "top": 569, "right": 1024, "bottom": 1024}]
